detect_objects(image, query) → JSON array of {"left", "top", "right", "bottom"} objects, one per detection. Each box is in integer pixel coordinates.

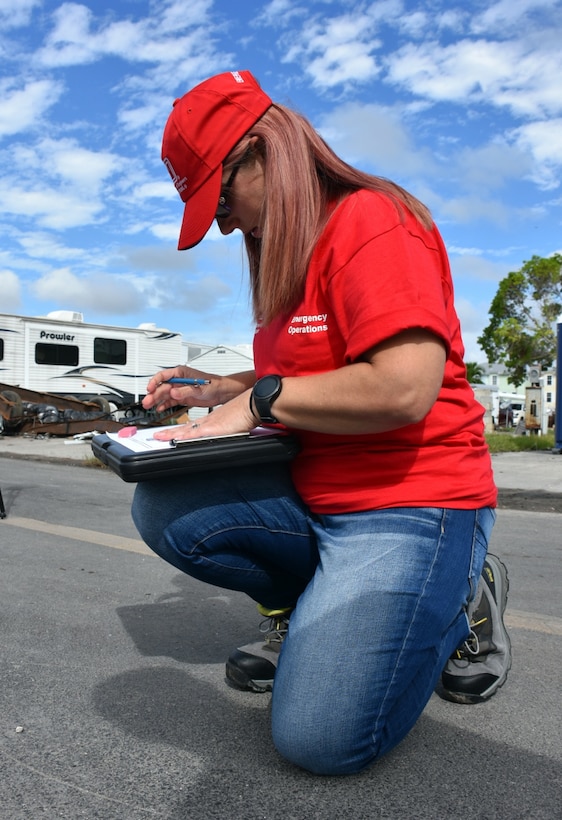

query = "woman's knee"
[
  {"left": 270, "top": 676, "right": 381, "bottom": 775},
  {"left": 271, "top": 716, "right": 378, "bottom": 776}
]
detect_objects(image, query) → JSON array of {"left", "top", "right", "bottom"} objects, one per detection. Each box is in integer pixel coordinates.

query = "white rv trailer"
[{"left": 0, "top": 311, "right": 191, "bottom": 407}]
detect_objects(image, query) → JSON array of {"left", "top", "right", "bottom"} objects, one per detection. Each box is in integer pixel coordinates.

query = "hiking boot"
[
  {"left": 441, "top": 553, "right": 511, "bottom": 704},
  {"left": 225, "top": 605, "right": 292, "bottom": 693}
]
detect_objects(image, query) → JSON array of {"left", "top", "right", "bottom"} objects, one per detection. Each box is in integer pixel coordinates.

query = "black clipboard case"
[{"left": 91, "top": 430, "right": 300, "bottom": 482}]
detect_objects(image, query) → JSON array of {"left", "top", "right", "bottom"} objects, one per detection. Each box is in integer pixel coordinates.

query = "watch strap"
[{"left": 252, "top": 375, "right": 282, "bottom": 424}]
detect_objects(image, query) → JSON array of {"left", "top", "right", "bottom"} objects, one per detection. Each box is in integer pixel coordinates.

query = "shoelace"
[
  {"left": 456, "top": 615, "right": 487, "bottom": 658},
  {"left": 259, "top": 615, "right": 290, "bottom": 645}
]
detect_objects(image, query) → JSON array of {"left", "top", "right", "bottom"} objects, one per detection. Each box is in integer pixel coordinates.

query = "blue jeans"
[{"left": 132, "top": 464, "right": 494, "bottom": 775}]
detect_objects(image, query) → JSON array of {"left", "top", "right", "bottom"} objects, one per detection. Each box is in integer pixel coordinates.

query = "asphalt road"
[{"left": 0, "top": 454, "right": 561, "bottom": 819}]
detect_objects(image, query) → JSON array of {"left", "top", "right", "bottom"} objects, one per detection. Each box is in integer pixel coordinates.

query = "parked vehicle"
[
  {"left": 0, "top": 311, "right": 190, "bottom": 408},
  {"left": 492, "top": 392, "right": 526, "bottom": 428}
]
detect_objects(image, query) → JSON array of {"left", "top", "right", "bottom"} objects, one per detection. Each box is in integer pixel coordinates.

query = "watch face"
[
  {"left": 253, "top": 375, "right": 282, "bottom": 424},
  {"left": 256, "top": 375, "right": 280, "bottom": 396}
]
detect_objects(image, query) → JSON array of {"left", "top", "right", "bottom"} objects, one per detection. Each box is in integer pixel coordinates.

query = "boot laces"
[
  {"left": 456, "top": 615, "right": 487, "bottom": 658},
  {"left": 259, "top": 614, "right": 290, "bottom": 645}
]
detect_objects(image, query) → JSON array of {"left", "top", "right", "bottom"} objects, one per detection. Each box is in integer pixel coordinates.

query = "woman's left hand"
[{"left": 152, "top": 388, "right": 258, "bottom": 441}]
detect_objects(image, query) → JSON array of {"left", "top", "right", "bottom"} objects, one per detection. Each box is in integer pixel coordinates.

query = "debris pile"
[{"left": 0, "top": 382, "right": 181, "bottom": 437}]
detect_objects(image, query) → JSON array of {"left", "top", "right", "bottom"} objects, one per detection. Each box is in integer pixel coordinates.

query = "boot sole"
[{"left": 225, "top": 662, "right": 274, "bottom": 693}]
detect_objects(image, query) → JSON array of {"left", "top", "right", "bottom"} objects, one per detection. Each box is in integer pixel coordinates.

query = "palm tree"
[{"left": 465, "top": 362, "right": 485, "bottom": 384}]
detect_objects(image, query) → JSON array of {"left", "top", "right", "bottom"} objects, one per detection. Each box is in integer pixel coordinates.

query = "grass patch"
[
  {"left": 83, "top": 455, "right": 109, "bottom": 469},
  {"left": 485, "top": 431, "right": 556, "bottom": 453}
]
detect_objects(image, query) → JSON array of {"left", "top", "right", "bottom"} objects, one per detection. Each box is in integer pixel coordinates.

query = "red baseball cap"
[{"left": 161, "top": 70, "right": 272, "bottom": 250}]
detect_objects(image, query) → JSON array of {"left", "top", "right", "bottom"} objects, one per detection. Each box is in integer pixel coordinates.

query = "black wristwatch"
[{"left": 252, "top": 374, "right": 283, "bottom": 424}]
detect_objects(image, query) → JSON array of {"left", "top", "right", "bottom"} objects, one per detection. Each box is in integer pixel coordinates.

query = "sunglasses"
[{"left": 215, "top": 146, "right": 252, "bottom": 219}]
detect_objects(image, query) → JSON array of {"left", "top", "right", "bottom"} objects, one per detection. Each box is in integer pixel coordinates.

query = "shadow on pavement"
[{"left": 91, "top": 663, "right": 562, "bottom": 819}]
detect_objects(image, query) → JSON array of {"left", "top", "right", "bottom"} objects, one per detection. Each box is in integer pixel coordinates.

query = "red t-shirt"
[{"left": 253, "top": 190, "right": 497, "bottom": 514}]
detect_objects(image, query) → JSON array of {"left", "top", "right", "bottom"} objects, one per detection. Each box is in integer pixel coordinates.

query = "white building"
[
  {"left": 188, "top": 344, "right": 254, "bottom": 375},
  {"left": 478, "top": 362, "right": 557, "bottom": 430},
  {"left": 540, "top": 367, "right": 558, "bottom": 416},
  {"left": 187, "top": 344, "right": 254, "bottom": 420}
]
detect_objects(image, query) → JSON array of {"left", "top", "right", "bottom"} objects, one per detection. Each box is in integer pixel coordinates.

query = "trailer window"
[
  {"left": 0, "top": 338, "right": 3, "bottom": 361},
  {"left": 94, "top": 337, "right": 127, "bottom": 365},
  {"left": 35, "top": 342, "right": 79, "bottom": 366}
]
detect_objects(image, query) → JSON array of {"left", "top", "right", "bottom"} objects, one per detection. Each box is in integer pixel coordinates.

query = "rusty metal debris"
[{"left": 0, "top": 382, "right": 184, "bottom": 437}]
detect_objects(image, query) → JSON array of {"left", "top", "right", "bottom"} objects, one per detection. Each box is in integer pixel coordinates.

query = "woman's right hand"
[{"left": 142, "top": 366, "right": 220, "bottom": 413}]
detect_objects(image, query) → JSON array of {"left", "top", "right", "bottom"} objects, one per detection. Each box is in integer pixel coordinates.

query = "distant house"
[
  {"left": 187, "top": 344, "right": 254, "bottom": 420},
  {"left": 188, "top": 344, "right": 254, "bottom": 375},
  {"left": 480, "top": 363, "right": 522, "bottom": 394},
  {"left": 479, "top": 362, "right": 557, "bottom": 400},
  {"left": 478, "top": 362, "right": 557, "bottom": 429},
  {"left": 541, "top": 367, "right": 558, "bottom": 415}
]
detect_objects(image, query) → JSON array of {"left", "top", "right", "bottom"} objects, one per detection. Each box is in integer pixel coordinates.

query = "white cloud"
[
  {"left": 318, "top": 102, "right": 435, "bottom": 176},
  {"left": 470, "top": 0, "right": 558, "bottom": 35},
  {"left": 155, "top": 273, "right": 232, "bottom": 312},
  {"left": 385, "top": 38, "right": 562, "bottom": 119},
  {"left": 36, "top": 2, "right": 97, "bottom": 66},
  {"left": 151, "top": 223, "right": 180, "bottom": 242},
  {"left": 17, "top": 232, "right": 89, "bottom": 261},
  {"left": 365, "top": 0, "right": 404, "bottom": 26},
  {"left": 282, "top": 10, "right": 389, "bottom": 88},
  {"left": 36, "top": 138, "right": 120, "bottom": 192},
  {"left": 439, "top": 194, "right": 512, "bottom": 226},
  {"left": 147, "top": 217, "right": 240, "bottom": 249},
  {"left": 451, "top": 253, "right": 511, "bottom": 283},
  {"left": 31, "top": 266, "right": 146, "bottom": 314},
  {"left": 448, "top": 245, "right": 523, "bottom": 259},
  {"left": 451, "top": 261, "right": 514, "bottom": 361},
  {"left": 0, "top": 137, "right": 124, "bottom": 229},
  {"left": 118, "top": 100, "right": 165, "bottom": 132},
  {"left": 0, "top": 79, "right": 63, "bottom": 138},
  {"left": 0, "top": 0, "right": 41, "bottom": 29},
  {"left": 307, "top": 46, "right": 380, "bottom": 88},
  {"left": 10, "top": 137, "right": 121, "bottom": 187},
  {"left": 398, "top": 11, "right": 428, "bottom": 38},
  {"left": 135, "top": 181, "right": 174, "bottom": 201},
  {"left": 30, "top": 0, "right": 226, "bottom": 143},
  {"left": 255, "top": 0, "right": 304, "bottom": 27},
  {"left": 1, "top": 0, "right": 560, "bottom": 346},
  {"left": 451, "top": 255, "right": 517, "bottom": 361},
  {"left": 0, "top": 268, "right": 21, "bottom": 309},
  {"left": 387, "top": 40, "right": 497, "bottom": 101},
  {"left": 452, "top": 296, "right": 494, "bottom": 362},
  {"left": 510, "top": 119, "right": 562, "bottom": 188},
  {"left": 435, "top": 9, "right": 466, "bottom": 32},
  {"left": 0, "top": 181, "right": 104, "bottom": 229},
  {"left": 154, "top": 0, "right": 213, "bottom": 33},
  {"left": 36, "top": 0, "right": 217, "bottom": 71},
  {"left": 452, "top": 140, "right": 535, "bottom": 192}
]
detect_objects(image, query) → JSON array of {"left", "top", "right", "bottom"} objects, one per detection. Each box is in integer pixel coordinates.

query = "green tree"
[
  {"left": 465, "top": 361, "right": 485, "bottom": 383},
  {"left": 478, "top": 254, "right": 562, "bottom": 387}
]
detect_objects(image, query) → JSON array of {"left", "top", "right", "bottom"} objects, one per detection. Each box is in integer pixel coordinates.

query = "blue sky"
[{"left": 1, "top": 0, "right": 561, "bottom": 362}]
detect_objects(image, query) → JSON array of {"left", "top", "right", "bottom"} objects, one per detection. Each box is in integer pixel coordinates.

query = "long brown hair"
[{"left": 224, "top": 103, "right": 433, "bottom": 326}]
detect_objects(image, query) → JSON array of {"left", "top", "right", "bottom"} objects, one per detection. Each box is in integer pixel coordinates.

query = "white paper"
[
  {"left": 106, "top": 425, "right": 176, "bottom": 452},
  {"left": 106, "top": 425, "right": 264, "bottom": 453}
]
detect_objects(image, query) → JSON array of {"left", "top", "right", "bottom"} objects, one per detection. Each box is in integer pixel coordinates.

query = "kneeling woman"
[{"left": 133, "top": 71, "right": 510, "bottom": 776}]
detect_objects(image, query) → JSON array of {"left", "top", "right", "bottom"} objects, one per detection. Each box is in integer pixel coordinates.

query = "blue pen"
[{"left": 166, "top": 378, "right": 211, "bottom": 385}]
